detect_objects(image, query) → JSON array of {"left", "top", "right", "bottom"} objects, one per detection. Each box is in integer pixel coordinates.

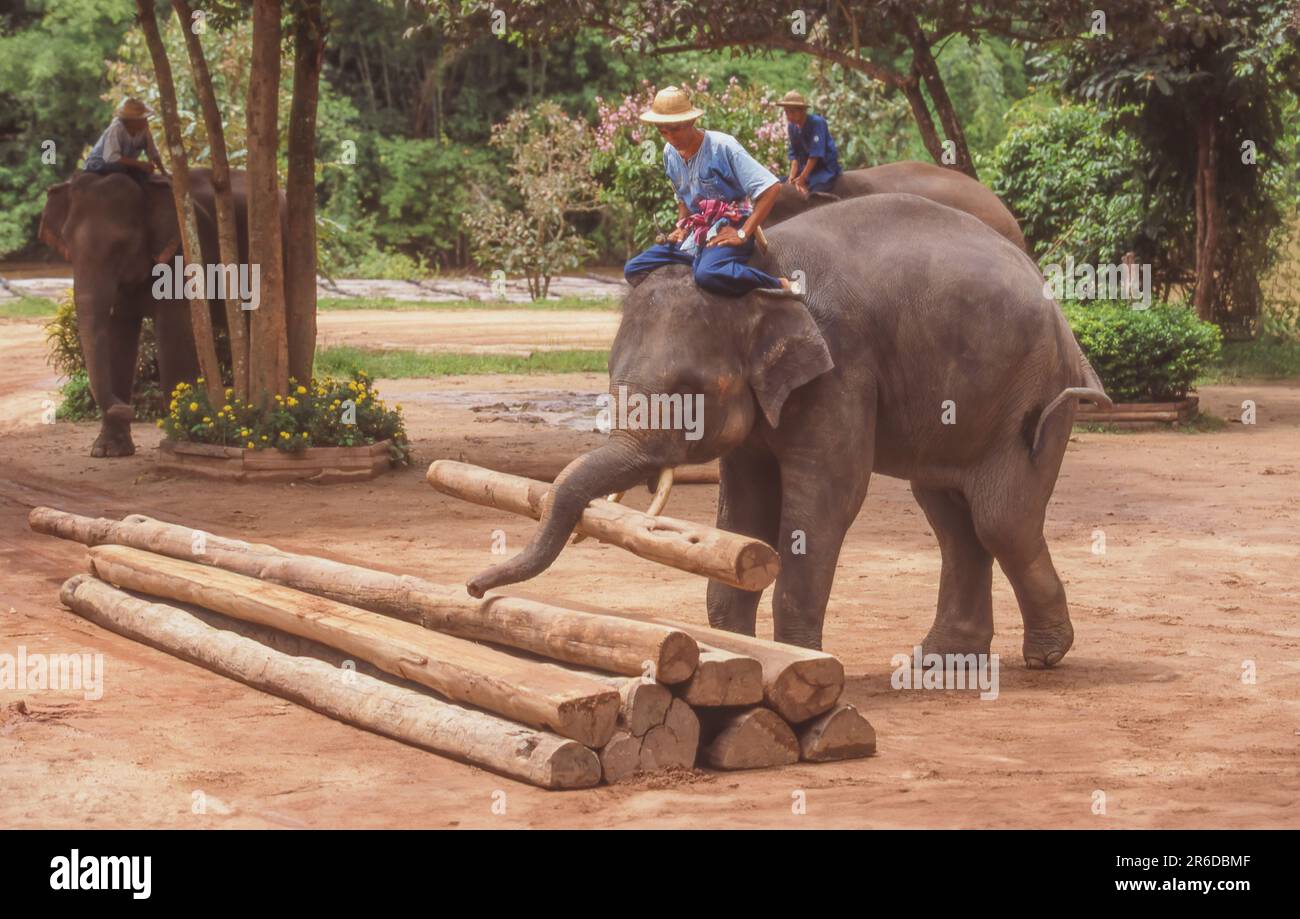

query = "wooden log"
[
  {"left": 797, "top": 704, "right": 877, "bottom": 762},
  {"left": 599, "top": 697, "right": 699, "bottom": 783},
  {"left": 85, "top": 544, "right": 620, "bottom": 747},
  {"left": 58, "top": 575, "right": 599, "bottom": 789},
  {"left": 676, "top": 645, "right": 764, "bottom": 707},
  {"left": 28, "top": 508, "right": 698, "bottom": 684},
  {"left": 699, "top": 707, "right": 799, "bottom": 771},
  {"left": 426, "top": 460, "right": 779, "bottom": 592},
  {"left": 598, "top": 732, "right": 644, "bottom": 784}
]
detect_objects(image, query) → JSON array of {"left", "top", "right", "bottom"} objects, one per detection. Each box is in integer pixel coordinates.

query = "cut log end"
[
  {"left": 797, "top": 703, "right": 876, "bottom": 762},
  {"left": 700, "top": 707, "right": 799, "bottom": 771},
  {"left": 769, "top": 656, "right": 845, "bottom": 723},
  {"left": 655, "top": 630, "right": 701, "bottom": 685},
  {"left": 677, "top": 647, "right": 764, "bottom": 707}
]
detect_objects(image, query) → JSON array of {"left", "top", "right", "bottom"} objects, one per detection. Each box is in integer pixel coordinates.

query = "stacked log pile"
[{"left": 30, "top": 505, "right": 874, "bottom": 790}]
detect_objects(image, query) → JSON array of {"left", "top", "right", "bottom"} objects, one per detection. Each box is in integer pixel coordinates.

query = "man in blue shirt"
[
  {"left": 777, "top": 90, "right": 841, "bottom": 196},
  {"left": 83, "top": 99, "right": 168, "bottom": 186},
  {"left": 623, "top": 86, "right": 798, "bottom": 297}
]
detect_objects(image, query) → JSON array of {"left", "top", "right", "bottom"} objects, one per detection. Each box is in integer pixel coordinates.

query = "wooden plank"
[
  {"left": 85, "top": 544, "right": 620, "bottom": 747},
  {"left": 796, "top": 703, "right": 876, "bottom": 762},
  {"left": 58, "top": 574, "right": 599, "bottom": 790},
  {"left": 29, "top": 509, "right": 699, "bottom": 684},
  {"left": 699, "top": 707, "right": 799, "bottom": 770},
  {"left": 426, "top": 460, "right": 779, "bottom": 592}
]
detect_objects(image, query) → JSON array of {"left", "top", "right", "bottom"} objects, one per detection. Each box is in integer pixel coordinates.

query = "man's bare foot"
[{"left": 779, "top": 277, "right": 803, "bottom": 296}]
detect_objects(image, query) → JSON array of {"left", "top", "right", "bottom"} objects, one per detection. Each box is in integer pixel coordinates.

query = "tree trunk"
[
  {"left": 286, "top": 0, "right": 325, "bottom": 385},
  {"left": 901, "top": 73, "right": 946, "bottom": 166},
  {"left": 1193, "top": 109, "right": 1219, "bottom": 322},
  {"left": 246, "top": 0, "right": 289, "bottom": 400},
  {"left": 136, "top": 0, "right": 224, "bottom": 409},
  {"left": 171, "top": 0, "right": 249, "bottom": 402},
  {"left": 899, "top": 12, "right": 977, "bottom": 179}
]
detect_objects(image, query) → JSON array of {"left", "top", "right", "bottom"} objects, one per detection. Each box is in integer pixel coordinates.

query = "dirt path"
[{"left": 1, "top": 313, "right": 1297, "bottom": 828}]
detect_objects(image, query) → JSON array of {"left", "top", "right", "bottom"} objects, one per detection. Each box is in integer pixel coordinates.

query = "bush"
[
  {"left": 1063, "top": 301, "right": 1222, "bottom": 402},
  {"left": 158, "top": 371, "right": 409, "bottom": 464}
]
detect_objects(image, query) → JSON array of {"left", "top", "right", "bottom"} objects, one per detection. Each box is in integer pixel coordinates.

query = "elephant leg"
[
  {"left": 968, "top": 446, "right": 1073, "bottom": 669},
  {"left": 706, "top": 442, "right": 782, "bottom": 636},
  {"left": 91, "top": 307, "right": 142, "bottom": 458},
  {"left": 912, "top": 485, "right": 994, "bottom": 658},
  {"left": 153, "top": 301, "right": 200, "bottom": 403}
]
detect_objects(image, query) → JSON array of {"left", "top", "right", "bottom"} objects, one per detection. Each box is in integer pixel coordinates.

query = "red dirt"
[{"left": 1, "top": 312, "right": 1297, "bottom": 828}]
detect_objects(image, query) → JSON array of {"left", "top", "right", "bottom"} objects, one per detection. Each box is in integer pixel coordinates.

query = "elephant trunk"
[
  {"left": 73, "top": 274, "right": 131, "bottom": 424},
  {"left": 466, "top": 436, "right": 658, "bottom": 598}
]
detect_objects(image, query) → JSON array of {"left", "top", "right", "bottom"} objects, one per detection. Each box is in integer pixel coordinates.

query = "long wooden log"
[
  {"left": 699, "top": 707, "right": 800, "bottom": 771},
  {"left": 676, "top": 645, "right": 764, "bottom": 707},
  {"left": 85, "top": 545, "right": 620, "bottom": 747},
  {"left": 28, "top": 508, "right": 698, "bottom": 683},
  {"left": 58, "top": 575, "right": 599, "bottom": 789},
  {"left": 426, "top": 460, "right": 779, "bottom": 592}
]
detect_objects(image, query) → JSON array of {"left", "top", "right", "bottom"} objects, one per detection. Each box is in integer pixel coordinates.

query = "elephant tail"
[{"left": 1029, "top": 352, "right": 1112, "bottom": 459}]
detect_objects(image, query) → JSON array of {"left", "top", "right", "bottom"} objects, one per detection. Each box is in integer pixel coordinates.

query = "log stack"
[{"left": 30, "top": 506, "right": 875, "bottom": 791}]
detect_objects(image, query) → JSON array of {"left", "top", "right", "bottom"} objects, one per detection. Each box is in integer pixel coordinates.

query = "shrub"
[
  {"left": 158, "top": 371, "right": 409, "bottom": 465},
  {"left": 1063, "top": 301, "right": 1222, "bottom": 402},
  {"left": 44, "top": 292, "right": 165, "bottom": 420}
]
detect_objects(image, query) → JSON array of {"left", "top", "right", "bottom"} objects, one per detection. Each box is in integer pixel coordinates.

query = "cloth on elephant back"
[{"left": 676, "top": 198, "right": 748, "bottom": 249}]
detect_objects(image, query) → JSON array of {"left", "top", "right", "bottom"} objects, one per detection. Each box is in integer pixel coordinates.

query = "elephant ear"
[
  {"left": 145, "top": 180, "right": 183, "bottom": 265},
  {"left": 38, "top": 183, "right": 72, "bottom": 261},
  {"left": 746, "top": 298, "right": 834, "bottom": 428}
]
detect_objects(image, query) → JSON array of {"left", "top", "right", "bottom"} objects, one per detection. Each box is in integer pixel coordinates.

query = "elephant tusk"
[{"left": 569, "top": 470, "right": 672, "bottom": 544}]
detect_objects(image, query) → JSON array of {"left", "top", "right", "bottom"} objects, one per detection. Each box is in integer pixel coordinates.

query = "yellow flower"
[
  {"left": 225, "top": 388, "right": 233, "bottom": 397},
  {"left": 287, "top": 397, "right": 298, "bottom": 407},
  {"left": 169, "top": 400, "right": 178, "bottom": 410},
  {"left": 155, "top": 420, "right": 164, "bottom": 428},
  {"left": 279, "top": 431, "right": 290, "bottom": 439},
  {"left": 196, "top": 377, "right": 205, "bottom": 384},
  {"left": 260, "top": 435, "right": 268, "bottom": 441},
  {"left": 300, "top": 432, "right": 308, "bottom": 439},
  {"left": 296, "top": 385, "right": 307, "bottom": 395},
  {"left": 247, "top": 441, "right": 255, "bottom": 449},
  {"left": 222, "top": 404, "right": 232, "bottom": 412},
  {"left": 202, "top": 416, "right": 211, "bottom": 423},
  {"left": 189, "top": 402, "right": 198, "bottom": 412},
  {"left": 395, "top": 403, "right": 402, "bottom": 411},
  {"left": 275, "top": 394, "right": 283, "bottom": 403},
  {"left": 217, "top": 411, "right": 225, "bottom": 419}
]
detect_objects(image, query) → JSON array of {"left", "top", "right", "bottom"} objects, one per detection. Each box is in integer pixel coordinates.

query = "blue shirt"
[
  {"left": 664, "top": 130, "right": 779, "bottom": 214},
  {"left": 787, "top": 113, "right": 841, "bottom": 176},
  {"left": 84, "top": 118, "right": 158, "bottom": 169}
]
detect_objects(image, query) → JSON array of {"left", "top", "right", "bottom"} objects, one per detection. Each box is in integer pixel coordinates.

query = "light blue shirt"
[
  {"left": 84, "top": 118, "right": 157, "bottom": 169},
  {"left": 664, "top": 130, "right": 779, "bottom": 215}
]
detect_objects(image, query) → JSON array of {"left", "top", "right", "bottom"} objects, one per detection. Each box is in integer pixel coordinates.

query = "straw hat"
[
  {"left": 115, "top": 98, "right": 153, "bottom": 119},
  {"left": 639, "top": 86, "right": 704, "bottom": 125},
  {"left": 774, "top": 90, "right": 811, "bottom": 109}
]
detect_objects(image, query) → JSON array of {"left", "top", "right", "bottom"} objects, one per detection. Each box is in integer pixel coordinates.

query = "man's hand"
[
  {"left": 667, "top": 226, "right": 687, "bottom": 244},
  {"left": 706, "top": 224, "right": 744, "bottom": 248},
  {"left": 794, "top": 178, "right": 810, "bottom": 197}
]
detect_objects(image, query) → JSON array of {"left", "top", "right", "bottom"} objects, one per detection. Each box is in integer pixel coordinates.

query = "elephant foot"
[
  {"left": 920, "top": 626, "right": 993, "bottom": 661},
  {"left": 1022, "top": 620, "right": 1074, "bottom": 670},
  {"left": 104, "top": 403, "right": 135, "bottom": 424},
  {"left": 91, "top": 428, "right": 136, "bottom": 458}
]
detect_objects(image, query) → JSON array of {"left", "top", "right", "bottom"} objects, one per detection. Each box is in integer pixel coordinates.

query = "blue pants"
[
  {"left": 789, "top": 166, "right": 840, "bottom": 194},
  {"left": 84, "top": 161, "right": 150, "bottom": 186},
  {"left": 624, "top": 235, "right": 781, "bottom": 297}
]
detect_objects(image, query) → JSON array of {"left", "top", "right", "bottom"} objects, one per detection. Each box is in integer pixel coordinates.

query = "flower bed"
[{"left": 156, "top": 371, "right": 409, "bottom": 483}]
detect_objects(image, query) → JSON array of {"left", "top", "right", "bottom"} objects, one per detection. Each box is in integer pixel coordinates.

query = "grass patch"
[
  {"left": 315, "top": 345, "right": 609, "bottom": 378},
  {"left": 319, "top": 294, "right": 621, "bottom": 312},
  {"left": 1199, "top": 338, "right": 1300, "bottom": 384},
  {"left": 0, "top": 295, "right": 57, "bottom": 318}
]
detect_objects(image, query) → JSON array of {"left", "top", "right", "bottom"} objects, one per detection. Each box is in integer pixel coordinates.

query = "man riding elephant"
[
  {"left": 83, "top": 99, "right": 168, "bottom": 186},
  {"left": 776, "top": 90, "right": 842, "bottom": 196},
  {"left": 623, "top": 86, "right": 800, "bottom": 297}
]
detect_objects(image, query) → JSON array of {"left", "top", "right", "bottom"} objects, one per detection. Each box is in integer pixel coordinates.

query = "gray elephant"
[
  {"left": 38, "top": 168, "right": 259, "bottom": 457},
  {"left": 468, "top": 193, "right": 1110, "bottom": 668},
  {"left": 767, "top": 160, "right": 1026, "bottom": 251}
]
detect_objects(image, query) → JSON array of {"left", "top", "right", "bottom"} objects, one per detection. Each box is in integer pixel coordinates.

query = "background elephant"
[
  {"left": 468, "top": 193, "right": 1110, "bottom": 668},
  {"left": 767, "top": 160, "right": 1027, "bottom": 251},
  {"left": 38, "top": 168, "right": 258, "bottom": 457}
]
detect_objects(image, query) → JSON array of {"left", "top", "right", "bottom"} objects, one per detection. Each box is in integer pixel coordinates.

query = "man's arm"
[
  {"left": 667, "top": 199, "right": 690, "bottom": 243},
  {"left": 146, "top": 129, "right": 168, "bottom": 175},
  {"left": 740, "top": 182, "right": 780, "bottom": 239}
]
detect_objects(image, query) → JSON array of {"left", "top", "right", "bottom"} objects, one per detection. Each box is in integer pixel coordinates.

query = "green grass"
[
  {"left": 318, "top": 294, "right": 621, "bottom": 312},
  {"left": 1198, "top": 338, "right": 1300, "bottom": 385},
  {"left": 0, "top": 295, "right": 57, "bottom": 318},
  {"left": 315, "top": 345, "right": 609, "bottom": 378}
]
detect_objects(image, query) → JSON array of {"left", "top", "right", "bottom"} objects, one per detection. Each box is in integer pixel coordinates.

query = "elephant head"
[{"left": 466, "top": 266, "right": 834, "bottom": 597}]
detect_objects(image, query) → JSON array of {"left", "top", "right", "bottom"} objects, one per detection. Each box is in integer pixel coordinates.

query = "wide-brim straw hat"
[
  {"left": 774, "top": 90, "right": 811, "bottom": 109},
  {"left": 639, "top": 86, "right": 705, "bottom": 124},
  {"left": 115, "top": 98, "right": 153, "bottom": 119}
]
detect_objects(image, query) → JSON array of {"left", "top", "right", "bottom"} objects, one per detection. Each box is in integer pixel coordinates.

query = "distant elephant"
[
  {"left": 38, "top": 168, "right": 262, "bottom": 457},
  {"left": 468, "top": 194, "right": 1110, "bottom": 668},
  {"left": 767, "top": 160, "right": 1027, "bottom": 251}
]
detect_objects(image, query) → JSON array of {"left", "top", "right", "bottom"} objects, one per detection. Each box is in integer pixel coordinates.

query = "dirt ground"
[{"left": 1, "top": 309, "right": 1297, "bottom": 828}]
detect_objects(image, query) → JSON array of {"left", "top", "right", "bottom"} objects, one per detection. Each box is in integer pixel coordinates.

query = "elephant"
[
  {"left": 467, "top": 193, "right": 1111, "bottom": 668},
  {"left": 38, "top": 168, "right": 260, "bottom": 457},
  {"left": 766, "top": 159, "right": 1027, "bottom": 251}
]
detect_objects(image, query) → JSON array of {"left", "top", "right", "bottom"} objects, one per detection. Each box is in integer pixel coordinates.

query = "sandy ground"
[{"left": 1, "top": 309, "right": 1297, "bottom": 829}]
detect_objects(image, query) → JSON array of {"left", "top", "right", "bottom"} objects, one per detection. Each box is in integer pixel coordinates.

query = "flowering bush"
[
  {"left": 158, "top": 372, "right": 410, "bottom": 464},
  {"left": 592, "top": 77, "right": 789, "bottom": 253}
]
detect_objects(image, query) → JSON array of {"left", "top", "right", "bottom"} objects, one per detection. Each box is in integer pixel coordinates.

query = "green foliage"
[
  {"left": 315, "top": 346, "right": 609, "bottom": 378},
  {"left": 1063, "top": 300, "right": 1222, "bottom": 402},
  {"left": 0, "top": 295, "right": 57, "bottom": 318},
  {"left": 1202, "top": 338, "right": 1300, "bottom": 383},
  {"left": 159, "top": 372, "right": 408, "bottom": 461},
  {"left": 987, "top": 100, "right": 1146, "bottom": 266},
  {"left": 464, "top": 102, "right": 598, "bottom": 299},
  {"left": 318, "top": 295, "right": 620, "bottom": 311},
  {"left": 44, "top": 291, "right": 165, "bottom": 419}
]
